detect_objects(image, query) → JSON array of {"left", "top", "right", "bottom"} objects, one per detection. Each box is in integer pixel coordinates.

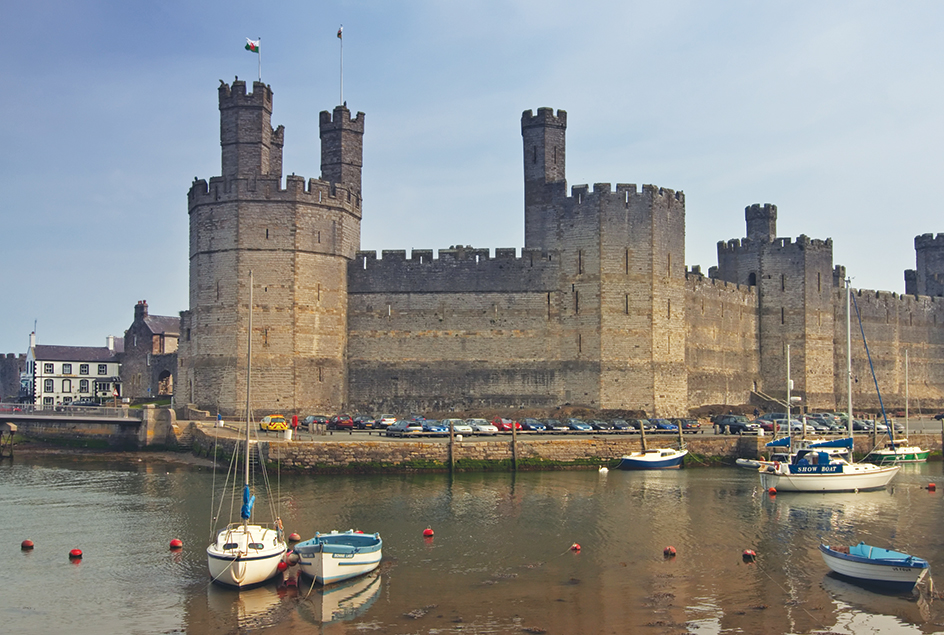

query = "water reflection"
[{"left": 297, "top": 572, "right": 382, "bottom": 624}]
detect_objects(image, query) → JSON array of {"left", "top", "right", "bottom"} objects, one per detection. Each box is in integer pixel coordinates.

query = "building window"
[
  {"left": 43, "top": 397, "right": 53, "bottom": 405},
  {"left": 63, "top": 363, "right": 72, "bottom": 374},
  {"left": 79, "top": 380, "right": 89, "bottom": 393},
  {"left": 781, "top": 274, "right": 786, "bottom": 291},
  {"left": 80, "top": 364, "right": 89, "bottom": 375},
  {"left": 98, "top": 364, "right": 107, "bottom": 375},
  {"left": 62, "top": 379, "right": 71, "bottom": 393},
  {"left": 44, "top": 363, "right": 54, "bottom": 374},
  {"left": 44, "top": 379, "right": 53, "bottom": 392}
]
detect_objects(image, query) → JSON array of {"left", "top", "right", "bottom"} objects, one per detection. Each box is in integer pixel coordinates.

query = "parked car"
[
  {"left": 544, "top": 419, "right": 569, "bottom": 432},
  {"left": 422, "top": 420, "right": 448, "bottom": 435},
  {"left": 491, "top": 417, "right": 522, "bottom": 431},
  {"left": 716, "top": 415, "right": 759, "bottom": 434},
  {"left": 353, "top": 414, "right": 375, "bottom": 429},
  {"left": 442, "top": 418, "right": 473, "bottom": 434},
  {"left": 260, "top": 414, "right": 288, "bottom": 431},
  {"left": 386, "top": 420, "right": 423, "bottom": 437},
  {"left": 301, "top": 414, "right": 330, "bottom": 431},
  {"left": 649, "top": 418, "right": 679, "bottom": 433},
  {"left": 588, "top": 419, "right": 614, "bottom": 431},
  {"left": 565, "top": 418, "right": 592, "bottom": 432},
  {"left": 520, "top": 418, "right": 546, "bottom": 431},
  {"left": 375, "top": 414, "right": 397, "bottom": 429},
  {"left": 670, "top": 418, "right": 702, "bottom": 434},
  {"left": 625, "top": 418, "right": 655, "bottom": 432},
  {"left": 70, "top": 398, "right": 100, "bottom": 407},
  {"left": 329, "top": 414, "right": 355, "bottom": 430},
  {"left": 468, "top": 419, "right": 498, "bottom": 435},
  {"left": 610, "top": 418, "right": 632, "bottom": 431},
  {"left": 935, "top": 413, "right": 944, "bottom": 421}
]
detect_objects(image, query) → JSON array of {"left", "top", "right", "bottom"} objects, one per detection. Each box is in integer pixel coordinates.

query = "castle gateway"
[{"left": 178, "top": 81, "right": 944, "bottom": 418}]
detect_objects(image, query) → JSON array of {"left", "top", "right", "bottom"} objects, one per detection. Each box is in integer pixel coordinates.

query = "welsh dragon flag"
[{"left": 245, "top": 38, "right": 260, "bottom": 53}]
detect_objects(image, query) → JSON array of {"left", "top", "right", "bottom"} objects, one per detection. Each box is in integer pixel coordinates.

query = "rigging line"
[{"left": 851, "top": 292, "right": 892, "bottom": 431}]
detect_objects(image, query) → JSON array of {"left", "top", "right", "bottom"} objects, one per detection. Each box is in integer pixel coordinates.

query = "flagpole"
[
  {"left": 258, "top": 36, "right": 262, "bottom": 82},
  {"left": 339, "top": 25, "right": 343, "bottom": 105}
]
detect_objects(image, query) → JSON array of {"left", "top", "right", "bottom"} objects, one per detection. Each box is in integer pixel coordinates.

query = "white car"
[
  {"left": 467, "top": 418, "right": 498, "bottom": 435},
  {"left": 442, "top": 418, "right": 473, "bottom": 434}
]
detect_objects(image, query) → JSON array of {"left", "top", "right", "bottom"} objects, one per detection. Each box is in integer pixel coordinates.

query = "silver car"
[
  {"left": 467, "top": 418, "right": 498, "bottom": 435},
  {"left": 442, "top": 418, "right": 473, "bottom": 434}
]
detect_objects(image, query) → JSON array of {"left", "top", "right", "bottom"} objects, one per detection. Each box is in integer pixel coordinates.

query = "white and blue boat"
[
  {"left": 294, "top": 530, "right": 383, "bottom": 585},
  {"left": 617, "top": 448, "right": 687, "bottom": 470},
  {"left": 820, "top": 541, "right": 930, "bottom": 592},
  {"left": 758, "top": 438, "right": 899, "bottom": 492}
]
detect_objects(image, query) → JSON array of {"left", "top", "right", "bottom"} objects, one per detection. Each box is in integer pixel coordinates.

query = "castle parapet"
[
  {"left": 188, "top": 174, "right": 361, "bottom": 217},
  {"left": 521, "top": 107, "right": 567, "bottom": 129},
  {"left": 915, "top": 233, "right": 944, "bottom": 249},
  {"left": 567, "top": 182, "right": 684, "bottom": 204}
]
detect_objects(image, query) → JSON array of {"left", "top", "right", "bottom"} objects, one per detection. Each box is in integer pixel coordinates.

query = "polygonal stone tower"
[{"left": 177, "top": 80, "right": 364, "bottom": 418}]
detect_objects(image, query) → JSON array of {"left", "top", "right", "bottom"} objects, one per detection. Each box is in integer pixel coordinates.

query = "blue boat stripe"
[{"left": 208, "top": 551, "right": 285, "bottom": 563}]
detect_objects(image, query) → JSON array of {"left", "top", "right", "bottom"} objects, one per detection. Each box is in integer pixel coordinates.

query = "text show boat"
[
  {"left": 758, "top": 438, "right": 899, "bottom": 492},
  {"left": 294, "top": 530, "right": 383, "bottom": 585},
  {"left": 820, "top": 541, "right": 930, "bottom": 592},
  {"left": 617, "top": 447, "right": 688, "bottom": 470},
  {"left": 207, "top": 272, "right": 287, "bottom": 587}
]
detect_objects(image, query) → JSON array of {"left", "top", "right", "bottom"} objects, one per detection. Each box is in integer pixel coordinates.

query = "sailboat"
[
  {"left": 207, "top": 272, "right": 288, "bottom": 587},
  {"left": 758, "top": 282, "right": 899, "bottom": 492},
  {"left": 869, "top": 351, "right": 930, "bottom": 464}
]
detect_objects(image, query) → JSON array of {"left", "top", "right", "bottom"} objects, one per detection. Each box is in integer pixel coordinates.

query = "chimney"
[
  {"left": 134, "top": 300, "right": 149, "bottom": 322},
  {"left": 29, "top": 331, "right": 36, "bottom": 348},
  {"left": 107, "top": 335, "right": 115, "bottom": 352}
]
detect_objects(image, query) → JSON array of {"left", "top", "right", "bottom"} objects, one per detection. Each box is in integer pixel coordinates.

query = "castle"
[{"left": 178, "top": 80, "right": 944, "bottom": 418}]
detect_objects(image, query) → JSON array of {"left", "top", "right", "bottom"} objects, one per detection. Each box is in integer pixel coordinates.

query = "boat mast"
[
  {"left": 905, "top": 349, "right": 909, "bottom": 438},
  {"left": 846, "top": 280, "right": 853, "bottom": 438},
  {"left": 245, "top": 271, "right": 253, "bottom": 523}
]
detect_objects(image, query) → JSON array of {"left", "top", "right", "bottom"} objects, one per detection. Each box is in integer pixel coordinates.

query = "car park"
[
  {"left": 565, "top": 418, "right": 592, "bottom": 432},
  {"left": 442, "top": 418, "right": 473, "bottom": 434},
  {"left": 520, "top": 418, "right": 546, "bottom": 431},
  {"left": 468, "top": 419, "right": 498, "bottom": 435},
  {"left": 386, "top": 420, "right": 423, "bottom": 437},
  {"left": 329, "top": 414, "right": 355, "bottom": 430},
  {"left": 260, "top": 414, "right": 288, "bottom": 431}
]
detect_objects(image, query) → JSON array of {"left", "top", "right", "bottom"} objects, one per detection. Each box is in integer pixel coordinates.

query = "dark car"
[
  {"left": 520, "top": 418, "right": 546, "bottom": 431},
  {"left": 649, "top": 418, "right": 679, "bottom": 433},
  {"left": 935, "top": 413, "right": 944, "bottom": 421},
  {"left": 715, "top": 415, "right": 758, "bottom": 434},
  {"left": 671, "top": 418, "right": 702, "bottom": 434},
  {"left": 544, "top": 419, "right": 569, "bottom": 432},
  {"left": 565, "top": 418, "right": 592, "bottom": 432},
  {"left": 329, "top": 414, "right": 355, "bottom": 430},
  {"left": 353, "top": 414, "right": 375, "bottom": 429},
  {"left": 588, "top": 419, "right": 614, "bottom": 431},
  {"left": 70, "top": 398, "right": 100, "bottom": 407},
  {"left": 611, "top": 418, "right": 632, "bottom": 431},
  {"left": 302, "top": 414, "right": 330, "bottom": 431},
  {"left": 623, "top": 418, "right": 654, "bottom": 432}
]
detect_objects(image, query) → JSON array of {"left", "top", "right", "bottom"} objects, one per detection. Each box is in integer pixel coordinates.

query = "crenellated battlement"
[
  {"left": 187, "top": 174, "right": 361, "bottom": 215},
  {"left": 915, "top": 233, "right": 944, "bottom": 249},
  {"left": 218, "top": 79, "right": 272, "bottom": 110},
  {"left": 717, "top": 234, "right": 832, "bottom": 254},
  {"left": 567, "top": 182, "right": 684, "bottom": 204},
  {"left": 686, "top": 271, "right": 757, "bottom": 297},
  {"left": 521, "top": 107, "right": 567, "bottom": 130},
  {"left": 319, "top": 106, "right": 365, "bottom": 134}
]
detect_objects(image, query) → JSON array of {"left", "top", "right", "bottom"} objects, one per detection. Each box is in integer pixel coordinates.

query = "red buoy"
[
  {"left": 928, "top": 483, "right": 937, "bottom": 492},
  {"left": 69, "top": 549, "right": 83, "bottom": 559},
  {"left": 169, "top": 539, "right": 183, "bottom": 549},
  {"left": 742, "top": 549, "right": 757, "bottom": 563},
  {"left": 423, "top": 527, "right": 434, "bottom": 538},
  {"left": 21, "top": 539, "right": 34, "bottom": 550},
  {"left": 570, "top": 542, "right": 581, "bottom": 552},
  {"left": 277, "top": 560, "right": 289, "bottom": 572},
  {"left": 663, "top": 546, "right": 676, "bottom": 558},
  {"left": 288, "top": 532, "right": 301, "bottom": 542},
  {"left": 767, "top": 487, "right": 777, "bottom": 496}
]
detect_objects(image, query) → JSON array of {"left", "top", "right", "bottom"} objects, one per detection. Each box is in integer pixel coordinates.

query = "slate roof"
[
  {"left": 143, "top": 315, "right": 180, "bottom": 336},
  {"left": 33, "top": 345, "right": 119, "bottom": 363}
]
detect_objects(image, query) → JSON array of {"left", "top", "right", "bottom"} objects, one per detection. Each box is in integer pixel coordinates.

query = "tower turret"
[
  {"left": 320, "top": 104, "right": 365, "bottom": 196},
  {"left": 218, "top": 79, "right": 284, "bottom": 179},
  {"left": 521, "top": 108, "right": 567, "bottom": 249},
  {"left": 745, "top": 203, "right": 777, "bottom": 243}
]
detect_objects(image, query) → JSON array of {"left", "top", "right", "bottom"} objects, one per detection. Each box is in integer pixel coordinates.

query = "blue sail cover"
[
  {"left": 809, "top": 438, "right": 854, "bottom": 449},
  {"left": 765, "top": 437, "right": 792, "bottom": 447},
  {"left": 240, "top": 484, "right": 255, "bottom": 520}
]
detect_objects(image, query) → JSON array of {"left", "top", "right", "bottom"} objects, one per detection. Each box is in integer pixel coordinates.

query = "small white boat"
[
  {"left": 617, "top": 448, "right": 687, "bottom": 470},
  {"left": 758, "top": 446, "right": 899, "bottom": 492},
  {"left": 294, "top": 530, "right": 383, "bottom": 585},
  {"left": 820, "top": 541, "right": 930, "bottom": 592}
]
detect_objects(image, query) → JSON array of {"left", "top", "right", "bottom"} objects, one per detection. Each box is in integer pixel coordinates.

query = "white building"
[{"left": 22, "top": 333, "right": 123, "bottom": 406}]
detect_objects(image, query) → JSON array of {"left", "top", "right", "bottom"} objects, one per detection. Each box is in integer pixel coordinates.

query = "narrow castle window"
[
  {"left": 781, "top": 307, "right": 785, "bottom": 324},
  {"left": 625, "top": 294, "right": 629, "bottom": 315},
  {"left": 667, "top": 253, "right": 672, "bottom": 276},
  {"left": 317, "top": 284, "right": 321, "bottom": 302},
  {"left": 553, "top": 147, "right": 557, "bottom": 165},
  {"left": 266, "top": 228, "right": 269, "bottom": 239},
  {"left": 317, "top": 230, "right": 321, "bottom": 244},
  {"left": 263, "top": 327, "right": 269, "bottom": 347},
  {"left": 318, "top": 367, "right": 323, "bottom": 383},
  {"left": 748, "top": 272, "right": 756, "bottom": 286},
  {"left": 547, "top": 293, "right": 551, "bottom": 319},
  {"left": 667, "top": 300, "right": 671, "bottom": 319},
  {"left": 575, "top": 290, "right": 580, "bottom": 314},
  {"left": 781, "top": 274, "right": 786, "bottom": 291},
  {"left": 578, "top": 250, "right": 583, "bottom": 274},
  {"left": 625, "top": 248, "right": 629, "bottom": 274},
  {"left": 532, "top": 146, "right": 537, "bottom": 164},
  {"left": 578, "top": 333, "right": 582, "bottom": 353},
  {"left": 817, "top": 272, "right": 822, "bottom": 293}
]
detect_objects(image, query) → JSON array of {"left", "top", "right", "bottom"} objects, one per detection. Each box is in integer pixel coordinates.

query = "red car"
[
  {"left": 490, "top": 417, "right": 521, "bottom": 431},
  {"left": 329, "top": 414, "right": 354, "bottom": 430}
]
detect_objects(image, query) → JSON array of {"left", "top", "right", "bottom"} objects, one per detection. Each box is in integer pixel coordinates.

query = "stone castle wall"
[{"left": 0, "top": 353, "right": 25, "bottom": 401}]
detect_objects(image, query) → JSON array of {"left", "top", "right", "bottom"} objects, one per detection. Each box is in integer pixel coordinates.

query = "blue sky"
[{"left": 2, "top": 1, "right": 943, "bottom": 354}]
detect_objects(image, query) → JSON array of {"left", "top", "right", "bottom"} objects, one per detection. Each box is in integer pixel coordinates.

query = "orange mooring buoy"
[
  {"left": 570, "top": 542, "right": 581, "bottom": 552},
  {"left": 742, "top": 549, "right": 757, "bottom": 563},
  {"left": 423, "top": 527, "right": 434, "bottom": 538},
  {"left": 663, "top": 546, "right": 676, "bottom": 558},
  {"left": 21, "top": 539, "right": 34, "bottom": 550},
  {"left": 768, "top": 487, "right": 777, "bottom": 496},
  {"left": 69, "top": 548, "right": 83, "bottom": 559},
  {"left": 169, "top": 538, "right": 183, "bottom": 550},
  {"left": 288, "top": 532, "right": 301, "bottom": 542},
  {"left": 928, "top": 483, "right": 937, "bottom": 492}
]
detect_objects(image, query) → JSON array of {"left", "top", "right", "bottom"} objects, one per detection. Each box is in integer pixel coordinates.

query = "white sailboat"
[
  {"left": 758, "top": 281, "right": 899, "bottom": 492},
  {"left": 207, "top": 272, "right": 287, "bottom": 587}
]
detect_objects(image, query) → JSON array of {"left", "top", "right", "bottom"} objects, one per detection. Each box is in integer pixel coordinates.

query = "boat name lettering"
[{"left": 793, "top": 466, "right": 840, "bottom": 473}]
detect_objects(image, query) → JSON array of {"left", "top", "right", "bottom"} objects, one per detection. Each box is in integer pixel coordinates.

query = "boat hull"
[
  {"left": 758, "top": 463, "right": 899, "bottom": 492},
  {"left": 207, "top": 524, "right": 287, "bottom": 588},
  {"left": 820, "top": 544, "right": 929, "bottom": 592},
  {"left": 295, "top": 531, "right": 383, "bottom": 585},
  {"left": 617, "top": 449, "right": 687, "bottom": 470},
  {"left": 871, "top": 448, "right": 930, "bottom": 464}
]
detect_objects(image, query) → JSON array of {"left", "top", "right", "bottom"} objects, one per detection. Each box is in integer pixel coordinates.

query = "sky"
[{"left": 2, "top": 0, "right": 943, "bottom": 354}]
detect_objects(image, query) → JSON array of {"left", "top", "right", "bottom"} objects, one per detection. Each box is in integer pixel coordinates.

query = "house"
[{"left": 22, "top": 332, "right": 123, "bottom": 406}]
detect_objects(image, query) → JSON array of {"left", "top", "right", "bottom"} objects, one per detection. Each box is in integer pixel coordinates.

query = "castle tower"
[
  {"left": 320, "top": 104, "right": 364, "bottom": 196},
  {"left": 178, "top": 80, "right": 364, "bottom": 418},
  {"left": 906, "top": 233, "right": 944, "bottom": 297},
  {"left": 521, "top": 108, "right": 567, "bottom": 250},
  {"left": 746, "top": 203, "right": 777, "bottom": 243}
]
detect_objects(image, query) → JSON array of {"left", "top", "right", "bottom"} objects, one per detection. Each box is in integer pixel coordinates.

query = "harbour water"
[{"left": 2, "top": 454, "right": 944, "bottom": 634}]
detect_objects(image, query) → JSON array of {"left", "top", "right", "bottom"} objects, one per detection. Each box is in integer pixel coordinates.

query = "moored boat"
[
  {"left": 617, "top": 448, "right": 687, "bottom": 470},
  {"left": 758, "top": 439, "right": 899, "bottom": 492},
  {"left": 294, "top": 530, "right": 383, "bottom": 585},
  {"left": 869, "top": 439, "right": 930, "bottom": 464},
  {"left": 820, "top": 542, "right": 929, "bottom": 592}
]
